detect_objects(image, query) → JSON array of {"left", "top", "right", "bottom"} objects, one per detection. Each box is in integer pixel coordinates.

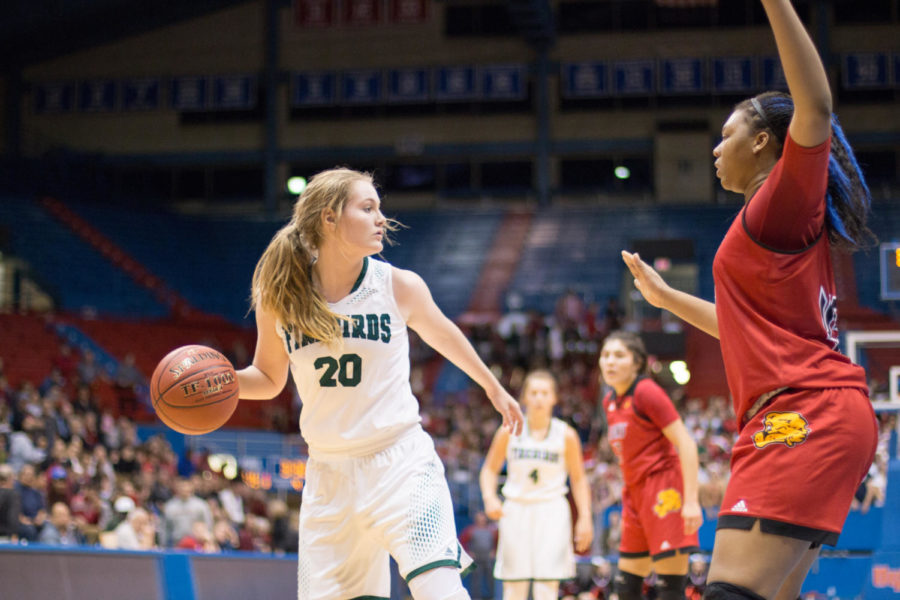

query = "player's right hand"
[
  {"left": 621, "top": 251, "right": 671, "bottom": 309},
  {"left": 682, "top": 500, "right": 703, "bottom": 535},
  {"left": 483, "top": 496, "right": 504, "bottom": 520},
  {"left": 486, "top": 386, "right": 524, "bottom": 436}
]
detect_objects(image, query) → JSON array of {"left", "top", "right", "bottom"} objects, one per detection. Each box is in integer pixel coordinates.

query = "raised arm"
[
  {"left": 236, "top": 304, "right": 291, "bottom": 400},
  {"left": 393, "top": 267, "right": 524, "bottom": 434},
  {"left": 762, "top": 0, "right": 832, "bottom": 146},
  {"left": 621, "top": 251, "right": 719, "bottom": 339}
]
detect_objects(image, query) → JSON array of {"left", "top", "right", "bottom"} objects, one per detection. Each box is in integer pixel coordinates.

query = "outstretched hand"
[
  {"left": 487, "top": 387, "right": 524, "bottom": 436},
  {"left": 621, "top": 251, "right": 671, "bottom": 309}
]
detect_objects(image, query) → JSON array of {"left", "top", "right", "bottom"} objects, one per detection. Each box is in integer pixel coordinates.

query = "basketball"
[{"left": 150, "top": 345, "right": 240, "bottom": 435}]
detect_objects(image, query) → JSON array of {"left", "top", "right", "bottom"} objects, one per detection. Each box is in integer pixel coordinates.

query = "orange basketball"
[{"left": 150, "top": 345, "right": 239, "bottom": 435}]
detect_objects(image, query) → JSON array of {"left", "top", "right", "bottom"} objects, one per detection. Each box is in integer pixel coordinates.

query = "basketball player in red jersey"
[
  {"left": 600, "top": 331, "right": 701, "bottom": 600},
  {"left": 621, "top": 1, "right": 878, "bottom": 599}
]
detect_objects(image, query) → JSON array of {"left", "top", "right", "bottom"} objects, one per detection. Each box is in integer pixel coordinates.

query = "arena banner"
[
  {"left": 613, "top": 59, "right": 656, "bottom": 95},
  {"left": 341, "top": 69, "right": 383, "bottom": 104},
  {"left": 561, "top": 61, "right": 609, "bottom": 98},
  {"left": 121, "top": 78, "right": 161, "bottom": 111},
  {"left": 292, "top": 71, "right": 337, "bottom": 106},
  {"left": 211, "top": 75, "right": 257, "bottom": 110},
  {"left": 78, "top": 79, "right": 117, "bottom": 112},
  {"left": 868, "top": 552, "right": 900, "bottom": 599},
  {"left": 660, "top": 58, "right": 705, "bottom": 94},
  {"left": 389, "top": 0, "right": 429, "bottom": 23},
  {"left": 712, "top": 57, "right": 754, "bottom": 93},
  {"left": 170, "top": 75, "right": 209, "bottom": 111},
  {"left": 435, "top": 65, "right": 478, "bottom": 101},
  {"left": 33, "top": 81, "right": 76, "bottom": 114},
  {"left": 387, "top": 67, "right": 430, "bottom": 103},
  {"left": 842, "top": 52, "right": 890, "bottom": 89},
  {"left": 294, "top": 0, "right": 334, "bottom": 27},
  {"left": 481, "top": 64, "right": 527, "bottom": 101},
  {"left": 342, "top": 0, "right": 381, "bottom": 25}
]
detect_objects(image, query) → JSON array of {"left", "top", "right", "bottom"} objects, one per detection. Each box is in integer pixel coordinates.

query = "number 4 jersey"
[
  {"left": 501, "top": 418, "right": 569, "bottom": 502},
  {"left": 277, "top": 257, "right": 421, "bottom": 456}
]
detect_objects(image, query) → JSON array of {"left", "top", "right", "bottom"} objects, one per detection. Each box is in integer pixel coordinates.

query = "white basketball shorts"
[
  {"left": 297, "top": 428, "right": 473, "bottom": 600},
  {"left": 494, "top": 496, "right": 575, "bottom": 581}
]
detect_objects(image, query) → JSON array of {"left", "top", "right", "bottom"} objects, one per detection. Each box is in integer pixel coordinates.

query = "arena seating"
[
  {"left": 0, "top": 196, "right": 168, "bottom": 317},
  {"left": 508, "top": 204, "right": 740, "bottom": 313},
  {"left": 66, "top": 201, "right": 504, "bottom": 322}
]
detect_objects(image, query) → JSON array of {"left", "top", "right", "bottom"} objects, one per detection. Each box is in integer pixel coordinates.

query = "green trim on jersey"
[
  {"left": 350, "top": 256, "right": 369, "bottom": 294},
  {"left": 460, "top": 560, "right": 476, "bottom": 579},
  {"left": 404, "top": 559, "right": 460, "bottom": 583}
]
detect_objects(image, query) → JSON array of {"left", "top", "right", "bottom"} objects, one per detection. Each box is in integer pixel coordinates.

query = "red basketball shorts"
[
  {"left": 620, "top": 467, "right": 700, "bottom": 559},
  {"left": 718, "top": 387, "right": 877, "bottom": 544}
]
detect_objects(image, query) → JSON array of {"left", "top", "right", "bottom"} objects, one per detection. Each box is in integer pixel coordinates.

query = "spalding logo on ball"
[{"left": 150, "top": 344, "right": 240, "bottom": 435}]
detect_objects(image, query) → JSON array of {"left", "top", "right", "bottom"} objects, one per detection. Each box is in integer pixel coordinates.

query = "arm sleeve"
[
  {"left": 633, "top": 380, "right": 680, "bottom": 431},
  {"left": 744, "top": 131, "right": 830, "bottom": 251}
]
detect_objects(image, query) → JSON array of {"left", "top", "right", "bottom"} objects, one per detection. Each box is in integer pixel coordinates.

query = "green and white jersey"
[
  {"left": 278, "top": 257, "right": 420, "bottom": 457},
  {"left": 501, "top": 417, "right": 568, "bottom": 502}
]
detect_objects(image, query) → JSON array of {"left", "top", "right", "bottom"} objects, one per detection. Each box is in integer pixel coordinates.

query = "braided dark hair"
[{"left": 737, "top": 91, "right": 877, "bottom": 252}]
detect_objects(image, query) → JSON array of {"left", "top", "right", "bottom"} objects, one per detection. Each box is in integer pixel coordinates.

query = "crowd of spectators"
[
  {"left": 0, "top": 348, "right": 298, "bottom": 555},
  {"left": 0, "top": 288, "right": 895, "bottom": 584}
]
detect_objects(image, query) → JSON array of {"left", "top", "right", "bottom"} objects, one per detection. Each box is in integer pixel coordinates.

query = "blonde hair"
[
  {"left": 251, "top": 167, "right": 398, "bottom": 345},
  {"left": 521, "top": 369, "right": 558, "bottom": 399}
]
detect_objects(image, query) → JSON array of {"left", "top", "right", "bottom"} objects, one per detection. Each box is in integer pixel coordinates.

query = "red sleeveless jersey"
[
  {"left": 713, "top": 134, "right": 868, "bottom": 425},
  {"left": 603, "top": 377, "right": 680, "bottom": 487}
]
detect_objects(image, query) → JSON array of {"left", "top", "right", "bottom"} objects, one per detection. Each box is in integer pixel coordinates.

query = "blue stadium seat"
[{"left": 0, "top": 196, "right": 168, "bottom": 317}]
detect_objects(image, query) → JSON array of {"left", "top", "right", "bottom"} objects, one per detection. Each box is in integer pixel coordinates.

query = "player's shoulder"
[
  {"left": 634, "top": 375, "right": 666, "bottom": 396},
  {"left": 389, "top": 264, "right": 424, "bottom": 289},
  {"left": 560, "top": 420, "right": 580, "bottom": 442}
]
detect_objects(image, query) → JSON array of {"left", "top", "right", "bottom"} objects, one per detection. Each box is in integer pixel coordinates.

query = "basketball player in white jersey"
[
  {"left": 480, "top": 370, "right": 593, "bottom": 600},
  {"left": 234, "top": 168, "right": 524, "bottom": 600}
]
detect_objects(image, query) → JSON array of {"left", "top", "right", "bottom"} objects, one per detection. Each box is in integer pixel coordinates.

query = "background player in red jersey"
[
  {"left": 599, "top": 331, "right": 701, "bottom": 600},
  {"left": 621, "top": 2, "right": 878, "bottom": 599}
]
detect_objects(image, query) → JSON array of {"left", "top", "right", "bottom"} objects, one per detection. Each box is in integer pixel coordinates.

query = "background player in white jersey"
[
  {"left": 234, "top": 167, "right": 524, "bottom": 600},
  {"left": 479, "top": 370, "right": 593, "bottom": 600}
]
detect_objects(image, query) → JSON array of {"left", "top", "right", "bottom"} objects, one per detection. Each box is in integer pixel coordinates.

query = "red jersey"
[
  {"left": 603, "top": 377, "right": 680, "bottom": 487},
  {"left": 713, "top": 133, "right": 868, "bottom": 424}
]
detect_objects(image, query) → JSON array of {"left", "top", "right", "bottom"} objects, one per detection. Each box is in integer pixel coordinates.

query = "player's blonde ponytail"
[{"left": 252, "top": 168, "right": 389, "bottom": 346}]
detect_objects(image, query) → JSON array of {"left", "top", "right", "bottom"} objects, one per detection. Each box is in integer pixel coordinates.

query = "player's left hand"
[
  {"left": 682, "top": 500, "right": 703, "bottom": 535},
  {"left": 486, "top": 386, "right": 524, "bottom": 436},
  {"left": 574, "top": 517, "right": 594, "bottom": 553}
]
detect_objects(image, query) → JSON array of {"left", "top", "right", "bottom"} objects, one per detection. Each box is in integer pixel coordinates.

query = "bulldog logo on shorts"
[
  {"left": 653, "top": 488, "right": 682, "bottom": 518},
  {"left": 752, "top": 411, "right": 810, "bottom": 449}
]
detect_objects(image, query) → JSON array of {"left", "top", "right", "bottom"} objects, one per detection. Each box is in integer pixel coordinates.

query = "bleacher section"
[
  {"left": 66, "top": 203, "right": 503, "bottom": 323},
  {"left": 6, "top": 197, "right": 897, "bottom": 328},
  {"left": 0, "top": 313, "right": 59, "bottom": 387},
  {"left": 509, "top": 204, "right": 740, "bottom": 313},
  {"left": 67, "top": 202, "right": 276, "bottom": 325},
  {"left": 383, "top": 209, "right": 505, "bottom": 319},
  {"left": 0, "top": 196, "right": 168, "bottom": 317}
]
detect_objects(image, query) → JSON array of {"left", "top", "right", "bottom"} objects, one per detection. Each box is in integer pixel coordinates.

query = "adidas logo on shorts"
[
  {"left": 730, "top": 500, "right": 748, "bottom": 513},
  {"left": 659, "top": 540, "right": 671, "bottom": 551}
]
